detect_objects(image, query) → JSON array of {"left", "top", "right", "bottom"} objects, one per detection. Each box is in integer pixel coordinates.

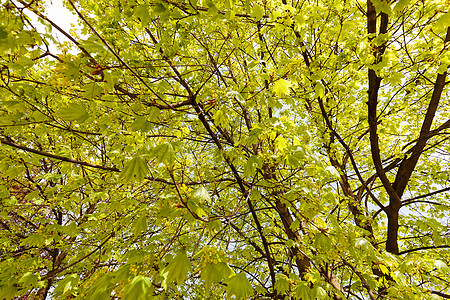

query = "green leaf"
[
  {"left": 132, "top": 215, "right": 148, "bottom": 237},
  {"left": 56, "top": 103, "right": 88, "bottom": 122},
  {"left": 53, "top": 274, "right": 79, "bottom": 297},
  {"left": 191, "top": 186, "right": 211, "bottom": 204},
  {"left": 131, "top": 116, "right": 152, "bottom": 132},
  {"left": 371, "top": 0, "right": 392, "bottom": 15},
  {"left": 435, "top": 12, "right": 450, "bottom": 30},
  {"left": 21, "top": 233, "right": 46, "bottom": 247},
  {"left": 393, "top": 0, "right": 410, "bottom": 11},
  {"left": 314, "top": 81, "right": 325, "bottom": 98},
  {"left": 244, "top": 155, "right": 262, "bottom": 177},
  {"left": 38, "top": 18, "right": 52, "bottom": 34},
  {"left": 275, "top": 135, "right": 287, "bottom": 151},
  {"left": 0, "top": 286, "right": 18, "bottom": 300},
  {"left": 212, "top": 108, "right": 230, "bottom": 127},
  {"left": 80, "top": 37, "right": 106, "bottom": 53},
  {"left": 290, "top": 219, "right": 300, "bottom": 231},
  {"left": 434, "top": 260, "right": 450, "bottom": 273},
  {"left": 226, "top": 273, "right": 253, "bottom": 299},
  {"left": 325, "top": 166, "right": 340, "bottom": 178},
  {"left": 82, "top": 82, "right": 104, "bottom": 98},
  {"left": 274, "top": 274, "right": 290, "bottom": 294},
  {"left": 119, "top": 157, "right": 150, "bottom": 183},
  {"left": 372, "top": 33, "right": 390, "bottom": 46},
  {"left": 123, "top": 276, "right": 154, "bottom": 300},
  {"left": 162, "top": 249, "right": 191, "bottom": 288},
  {"left": 251, "top": 5, "right": 264, "bottom": 21},
  {"left": 104, "top": 72, "right": 115, "bottom": 90},
  {"left": 0, "top": 27, "right": 8, "bottom": 40},
  {"left": 295, "top": 282, "right": 313, "bottom": 300},
  {"left": 150, "top": 143, "right": 175, "bottom": 166},
  {"left": 272, "top": 79, "right": 292, "bottom": 97},
  {"left": 153, "top": 3, "right": 166, "bottom": 14},
  {"left": 201, "top": 263, "right": 224, "bottom": 289},
  {"left": 314, "top": 232, "right": 331, "bottom": 251},
  {"left": 18, "top": 272, "right": 40, "bottom": 286},
  {"left": 379, "top": 264, "right": 389, "bottom": 275},
  {"left": 134, "top": 4, "right": 151, "bottom": 27},
  {"left": 314, "top": 286, "right": 327, "bottom": 299},
  {"left": 187, "top": 201, "right": 207, "bottom": 218}
]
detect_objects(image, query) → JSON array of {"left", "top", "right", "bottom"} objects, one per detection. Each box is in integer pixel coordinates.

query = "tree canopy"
[{"left": 0, "top": 0, "right": 449, "bottom": 299}]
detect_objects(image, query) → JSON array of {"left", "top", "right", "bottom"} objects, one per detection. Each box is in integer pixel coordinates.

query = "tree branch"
[
  {"left": 1, "top": 138, "right": 120, "bottom": 172},
  {"left": 399, "top": 245, "right": 450, "bottom": 255}
]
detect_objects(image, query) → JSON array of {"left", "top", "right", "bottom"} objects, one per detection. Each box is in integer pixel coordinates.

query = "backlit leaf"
[
  {"left": 123, "top": 276, "right": 154, "bottom": 300},
  {"left": 119, "top": 157, "right": 149, "bottom": 183},
  {"left": 226, "top": 273, "right": 253, "bottom": 299},
  {"left": 272, "top": 79, "right": 292, "bottom": 96},
  {"left": 162, "top": 249, "right": 191, "bottom": 288},
  {"left": 56, "top": 103, "right": 88, "bottom": 122}
]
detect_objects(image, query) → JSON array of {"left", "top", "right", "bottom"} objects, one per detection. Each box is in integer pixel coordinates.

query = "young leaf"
[
  {"left": 123, "top": 276, "right": 154, "bottom": 300},
  {"left": 295, "top": 283, "right": 313, "bottom": 300},
  {"left": 161, "top": 249, "right": 191, "bottom": 288},
  {"left": 314, "top": 81, "right": 325, "bottom": 98},
  {"left": 274, "top": 274, "right": 290, "bottom": 294},
  {"left": 134, "top": 4, "right": 150, "bottom": 26},
  {"left": 244, "top": 155, "right": 262, "bottom": 177},
  {"left": 226, "top": 273, "right": 253, "bottom": 299},
  {"left": 132, "top": 215, "right": 148, "bottom": 237},
  {"left": 119, "top": 157, "right": 149, "bottom": 183},
  {"left": 201, "top": 263, "right": 221, "bottom": 289},
  {"left": 272, "top": 79, "right": 292, "bottom": 97},
  {"left": 313, "top": 232, "right": 331, "bottom": 251},
  {"left": 201, "top": 262, "right": 233, "bottom": 289},
  {"left": 191, "top": 186, "right": 211, "bottom": 204},
  {"left": 56, "top": 103, "right": 88, "bottom": 122},
  {"left": 251, "top": 5, "right": 264, "bottom": 21},
  {"left": 18, "top": 272, "right": 40, "bottom": 287},
  {"left": 150, "top": 143, "right": 175, "bottom": 166}
]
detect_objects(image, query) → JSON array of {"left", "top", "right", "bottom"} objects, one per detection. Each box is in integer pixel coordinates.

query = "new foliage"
[{"left": 0, "top": 0, "right": 449, "bottom": 299}]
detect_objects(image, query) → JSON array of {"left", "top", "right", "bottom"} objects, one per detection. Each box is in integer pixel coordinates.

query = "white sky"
[{"left": 26, "top": 0, "right": 81, "bottom": 53}]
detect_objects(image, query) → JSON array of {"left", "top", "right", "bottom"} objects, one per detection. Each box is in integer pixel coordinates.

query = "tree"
[{"left": 0, "top": 0, "right": 449, "bottom": 298}]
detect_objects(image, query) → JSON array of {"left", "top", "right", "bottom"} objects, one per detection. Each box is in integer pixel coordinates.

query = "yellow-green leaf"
[
  {"left": 272, "top": 79, "right": 292, "bottom": 97},
  {"left": 226, "top": 273, "right": 253, "bottom": 299},
  {"left": 161, "top": 249, "right": 191, "bottom": 288},
  {"left": 123, "top": 276, "right": 154, "bottom": 300},
  {"left": 119, "top": 157, "right": 149, "bottom": 183}
]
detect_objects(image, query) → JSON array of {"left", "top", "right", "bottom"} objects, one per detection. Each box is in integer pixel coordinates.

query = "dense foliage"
[{"left": 0, "top": 0, "right": 449, "bottom": 299}]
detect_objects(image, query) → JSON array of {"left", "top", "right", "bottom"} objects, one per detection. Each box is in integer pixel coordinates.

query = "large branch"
[
  {"left": 402, "top": 186, "right": 450, "bottom": 206},
  {"left": 1, "top": 138, "right": 120, "bottom": 172},
  {"left": 393, "top": 28, "right": 450, "bottom": 197},
  {"left": 2, "top": 137, "right": 230, "bottom": 187},
  {"left": 399, "top": 245, "right": 450, "bottom": 255},
  {"left": 366, "top": 2, "right": 401, "bottom": 208}
]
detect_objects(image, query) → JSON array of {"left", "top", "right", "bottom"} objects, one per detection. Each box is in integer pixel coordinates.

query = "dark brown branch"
[
  {"left": 393, "top": 27, "right": 450, "bottom": 198},
  {"left": 343, "top": 260, "right": 377, "bottom": 300},
  {"left": 317, "top": 96, "right": 385, "bottom": 212},
  {"left": 1, "top": 138, "right": 120, "bottom": 172},
  {"left": 402, "top": 186, "right": 450, "bottom": 206},
  {"left": 430, "top": 291, "right": 450, "bottom": 299},
  {"left": 41, "top": 232, "right": 115, "bottom": 280},
  {"left": 399, "top": 245, "right": 450, "bottom": 255},
  {"left": 367, "top": 0, "right": 403, "bottom": 255}
]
